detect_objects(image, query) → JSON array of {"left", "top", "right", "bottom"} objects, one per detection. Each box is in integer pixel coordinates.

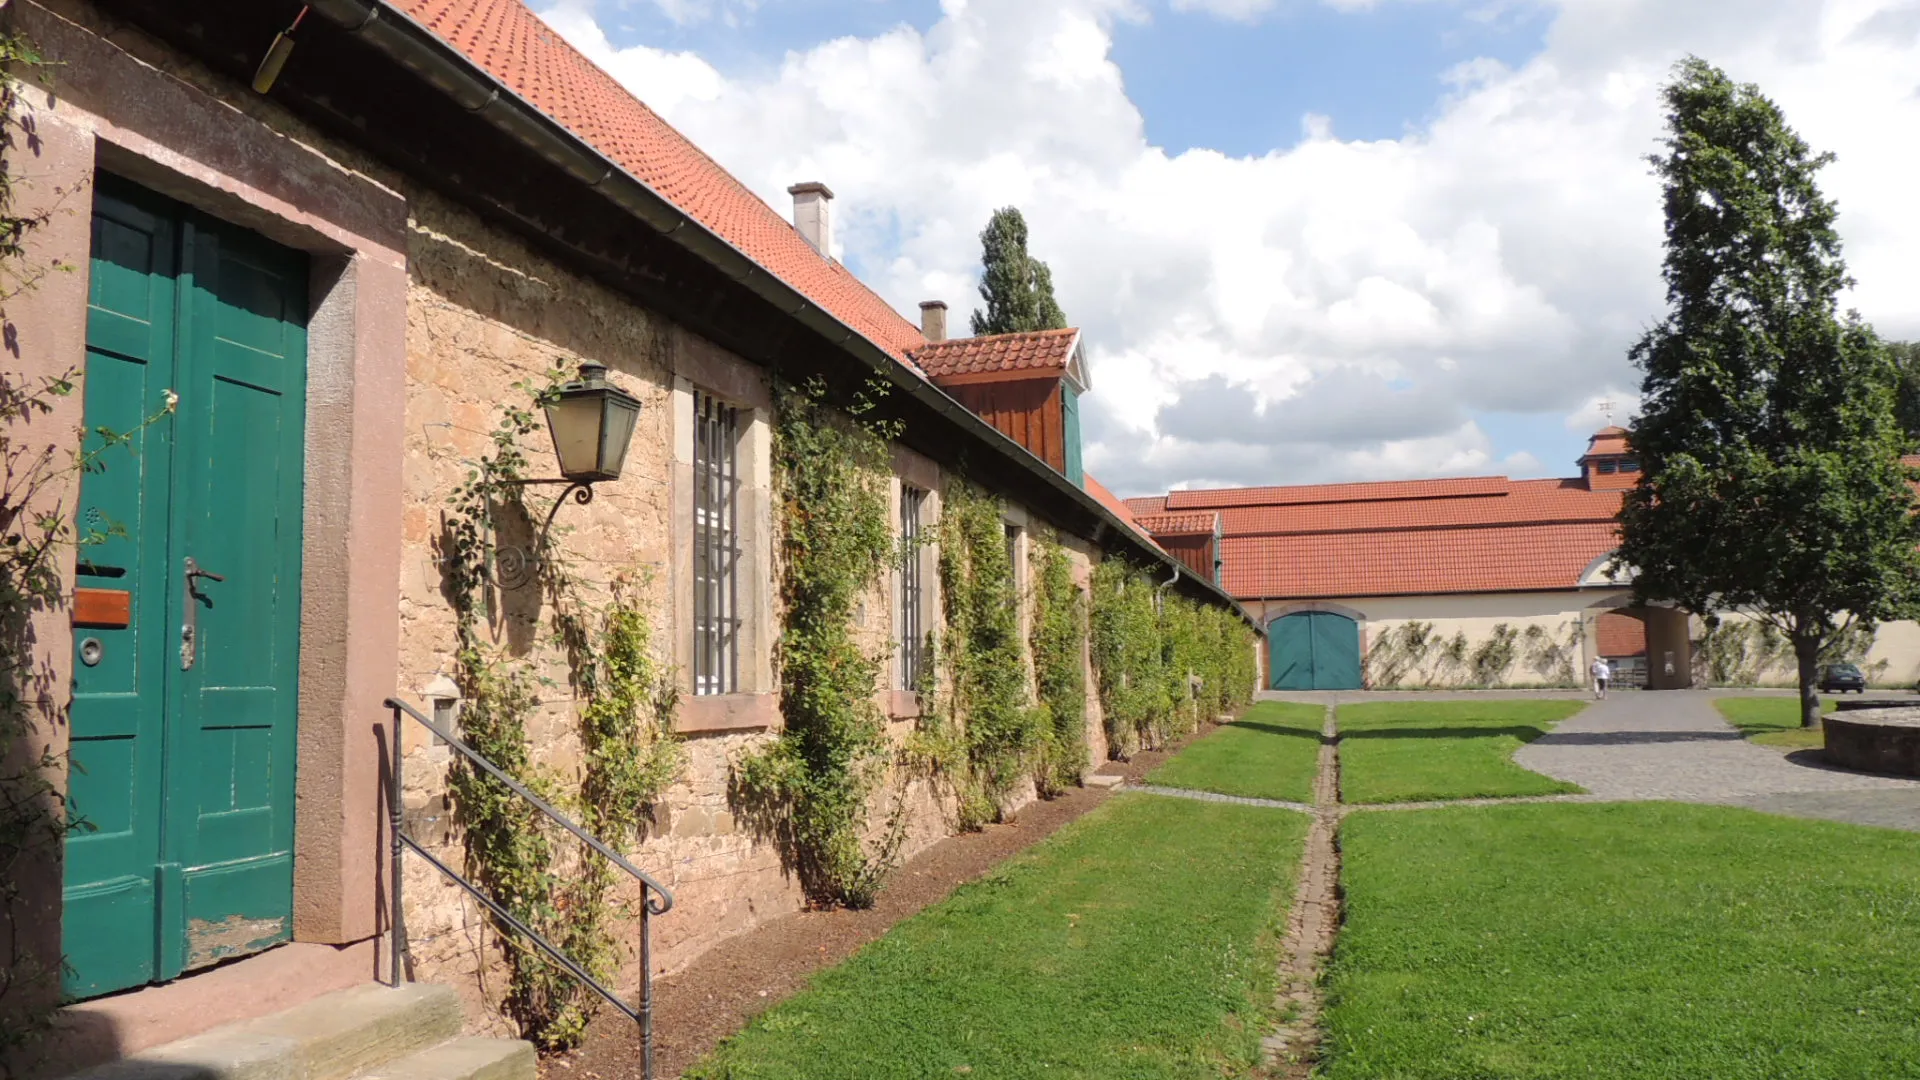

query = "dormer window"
[
  {"left": 1617, "top": 458, "right": 1640, "bottom": 474},
  {"left": 1597, "top": 461, "right": 1617, "bottom": 475}
]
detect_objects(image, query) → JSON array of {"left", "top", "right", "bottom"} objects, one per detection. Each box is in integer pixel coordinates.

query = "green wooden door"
[
  {"left": 64, "top": 177, "right": 308, "bottom": 999},
  {"left": 1268, "top": 612, "right": 1361, "bottom": 691}
]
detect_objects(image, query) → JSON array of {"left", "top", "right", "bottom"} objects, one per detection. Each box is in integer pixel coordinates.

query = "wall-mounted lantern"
[
  {"left": 545, "top": 362, "right": 642, "bottom": 484},
  {"left": 508, "top": 362, "right": 643, "bottom": 550}
]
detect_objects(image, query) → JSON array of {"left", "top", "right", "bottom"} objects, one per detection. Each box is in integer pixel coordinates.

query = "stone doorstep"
[
  {"left": 1084, "top": 774, "right": 1125, "bottom": 789},
  {"left": 60, "top": 983, "right": 530, "bottom": 1080}
]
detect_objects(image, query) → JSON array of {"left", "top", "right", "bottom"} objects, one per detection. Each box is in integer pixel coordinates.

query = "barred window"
[
  {"left": 693, "top": 392, "right": 741, "bottom": 696},
  {"left": 899, "top": 486, "right": 927, "bottom": 691}
]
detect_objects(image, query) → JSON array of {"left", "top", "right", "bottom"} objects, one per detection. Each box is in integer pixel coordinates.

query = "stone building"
[
  {"left": 0, "top": 0, "right": 1254, "bottom": 1074},
  {"left": 1131, "top": 427, "right": 1920, "bottom": 691}
]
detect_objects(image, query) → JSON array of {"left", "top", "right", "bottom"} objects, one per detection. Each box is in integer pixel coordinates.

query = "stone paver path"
[{"left": 1513, "top": 690, "right": 1920, "bottom": 827}]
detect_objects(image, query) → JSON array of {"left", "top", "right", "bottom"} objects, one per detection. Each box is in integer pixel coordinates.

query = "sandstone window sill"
[
  {"left": 884, "top": 689, "right": 922, "bottom": 721},
  {"left": 678, "top": 692, "right": 780, "bottom": 734}
]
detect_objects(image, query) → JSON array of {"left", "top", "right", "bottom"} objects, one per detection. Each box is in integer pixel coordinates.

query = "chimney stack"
[
  {"left": 919, "top": 300, "right": 948, "bottom": 343},
  {"left": 787, "top": 182, "right": 834, "bottom": 256}
]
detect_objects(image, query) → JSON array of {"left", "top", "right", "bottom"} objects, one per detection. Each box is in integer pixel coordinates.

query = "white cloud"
[{"left": 536, "top": 0, "right": 1920, "bottom": 494}]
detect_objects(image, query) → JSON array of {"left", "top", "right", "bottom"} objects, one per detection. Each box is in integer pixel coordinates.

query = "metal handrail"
[{"left": 384, "top": 696, "right": 673, "bottom": 1079}]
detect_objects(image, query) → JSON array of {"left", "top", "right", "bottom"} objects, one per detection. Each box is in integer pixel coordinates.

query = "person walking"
[{"left": 1590, "top": 656, "right": 1611, "bottom": 700}]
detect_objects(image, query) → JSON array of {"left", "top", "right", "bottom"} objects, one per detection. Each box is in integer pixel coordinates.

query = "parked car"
[{"left": 1818, "top": 663, "right": 1868, "bottom": 693}]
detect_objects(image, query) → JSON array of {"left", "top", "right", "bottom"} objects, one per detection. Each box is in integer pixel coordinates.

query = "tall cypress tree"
[
  {"left": 1617, "top": 57, "right": 1920, "bottom": 727},
  {"left": 971, "top": 207, "right": 1069, "bottom": 336}
]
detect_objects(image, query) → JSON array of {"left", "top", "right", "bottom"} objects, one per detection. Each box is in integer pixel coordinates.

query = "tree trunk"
[{"left": 1792, "top": 631, "right": 1822, "bottom": 729}]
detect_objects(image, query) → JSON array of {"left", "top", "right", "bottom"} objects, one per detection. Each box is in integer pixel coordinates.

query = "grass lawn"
[
  {"left": 1323, "top": 802, "right": 1920, "bottom": 1079},
  {"left": 1713, "top": 695, "right": 1838, "bottom": 751},
  {"left": 1143, "top": 701, "right": 1323, "bottom": 803},
  {"left": 1336, "top": 700, "right": 1585, "bottom": 804},
  {"left": 684, "top": 793, "right": 1308, "bottom": 1080}
]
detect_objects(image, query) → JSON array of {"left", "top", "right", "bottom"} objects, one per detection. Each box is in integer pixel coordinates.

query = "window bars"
[
  {"left": 899, "top": 486, "right": 926, "bottom": 690},
  {"left": 693, "top": 392, "right": 741, "bottom": 696}
]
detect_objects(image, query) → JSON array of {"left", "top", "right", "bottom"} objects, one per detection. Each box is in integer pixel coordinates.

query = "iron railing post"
[
  {"left": 641, "top": 894, "right": 654, "bottom": 1080},
  {"left": 389, "top": 703, "right": 406, "bottom": 988}
]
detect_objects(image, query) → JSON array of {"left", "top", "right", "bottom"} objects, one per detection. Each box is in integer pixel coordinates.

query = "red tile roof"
[
  {"left": 1145, "top": 469, "right": 1627, "bottom": 600},
  {"left": 1167, "top": 476, "right": 1509, "bottom": 511},
  {"left": 1582, "top": 426, "right": 1632, "bottom": 457},
  {"left": 1085, "top": 474, "right": 1157, "bottom": 545},
  {"left": 1222, "top": 521, "right": 1622, "bottom": 599},
  {"left": 1222, "top": 479, "right": 1620, "bottom": 537},
  {"left": 912, "top": 329, "right": 1080, "bottom": 381},
  {"left": 390, "top": 0, "right": 928, "bottom": 367},
  {"left": 1125, "top": 494, "right": 1168, "bottom": 517},
  {"left": 1136, "top": 511, "right": 1219, "bottom": 536}
]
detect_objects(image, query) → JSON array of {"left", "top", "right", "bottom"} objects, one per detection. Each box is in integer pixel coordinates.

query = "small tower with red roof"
[{"left": 1579, "top": 426, "right": 1640, "bottom": 491}]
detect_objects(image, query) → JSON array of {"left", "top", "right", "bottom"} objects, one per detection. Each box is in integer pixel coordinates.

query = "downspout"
[{"left": 301, "top": 0, "right": 1259, "bottom": 632}]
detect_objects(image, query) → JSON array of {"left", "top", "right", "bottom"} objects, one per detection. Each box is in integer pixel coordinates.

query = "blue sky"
[{"left": 546, "top": 0, "right": 1920, "bottom": 493}]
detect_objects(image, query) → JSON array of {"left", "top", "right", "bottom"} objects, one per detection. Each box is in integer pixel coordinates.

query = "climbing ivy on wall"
[
  {"left": 1362, "top": 619, "right": 1583, "bottom": 689},
  {"left": 1089, "top": 557, "right": 1256, "bottom": 757},
  {"left": 732, "top": 379, "right": 905, "bottom": 909},
  {"left": 929, "top": 481, "right": 1045, "bottom": 829},
  {"left": 1693, "top": 618, "right": 1886, "bottom": 686},
  {"left": 0, "top": 31, "right": 149, "bottom": 1054},
  {"left": 1029, "top": 531, "right": 1088, "bottom": 797},
  {"left": 437, "top": 377, "right": 681, "bottom": 1048}
]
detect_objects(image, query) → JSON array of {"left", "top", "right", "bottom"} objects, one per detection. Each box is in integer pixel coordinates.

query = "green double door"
[
  {"left": 1269, "top": 611, "right": 1361, "bottom": 691},
  {"left": 63, "top": 177, "right": 308, "bottom": 999}
]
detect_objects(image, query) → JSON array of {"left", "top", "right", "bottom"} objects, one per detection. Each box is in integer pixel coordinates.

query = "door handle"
[{"left": 181, "top": 557, "right": 224, "bottom": 671}]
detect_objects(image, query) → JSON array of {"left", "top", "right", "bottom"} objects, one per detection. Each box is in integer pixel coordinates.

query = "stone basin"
[{"left": 1823, "top": 707, "right": 1920, "bottom": 777}]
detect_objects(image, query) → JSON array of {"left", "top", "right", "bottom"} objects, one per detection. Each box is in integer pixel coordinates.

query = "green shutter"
[{"left": 1062, "top": 385, "right": 1084, "bottom": 487}]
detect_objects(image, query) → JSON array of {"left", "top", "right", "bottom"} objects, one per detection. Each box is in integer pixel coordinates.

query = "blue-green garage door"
[{"left": 1269, "top": 612, "right": 1361, "bottom": 690}]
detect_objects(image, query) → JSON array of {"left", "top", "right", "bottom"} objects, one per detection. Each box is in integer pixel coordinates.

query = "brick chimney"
[
  {"left": 787, "top": 182, "right": 833, "bottom": 256},
  {"left": 919, "top": 300, "right": 948, "bottom": 343}
]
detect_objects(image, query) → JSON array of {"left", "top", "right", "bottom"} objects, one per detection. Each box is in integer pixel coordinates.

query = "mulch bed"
[{"left": 542, "top": 733, "right": 1202, "bottom": 1080}]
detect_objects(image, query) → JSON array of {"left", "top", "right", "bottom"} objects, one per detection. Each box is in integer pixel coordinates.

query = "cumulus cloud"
[{"left": 536, "top": 0, "right": 1920, "bottom": 494}]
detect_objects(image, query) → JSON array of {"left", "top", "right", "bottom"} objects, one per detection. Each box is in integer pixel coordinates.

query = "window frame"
[
  {"left": 692, "top": 389, "right": 743, "bottom": 697},
  {"left": 898, "top": 484, "right": 928, "bottom": 692}
]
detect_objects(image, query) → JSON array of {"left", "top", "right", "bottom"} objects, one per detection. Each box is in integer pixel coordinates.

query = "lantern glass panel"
[
  {"left": 545, "top": 394, "right": 606, "bottom": 480},
  {"left": 596, "top": 392, "right": 641, "bottom": 479}
]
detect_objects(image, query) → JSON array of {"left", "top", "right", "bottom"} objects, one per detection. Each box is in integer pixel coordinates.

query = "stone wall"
[{"left": 389, "top": 184, "right": 1118, "bottom": 1030}]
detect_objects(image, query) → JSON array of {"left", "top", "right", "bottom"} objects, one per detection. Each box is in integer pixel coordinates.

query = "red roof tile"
[
  {"left": 1125, "top": 495, "right": 1168, "bottom": 517},
  {"left": 912, "top": 329, "right": 1080, "bottom": 381},
  {"left": 1166, "top": 476, "right": 1510, "bottom": 511},
  {"left": 1136, "top": 511, "right": 1218, "bottom": 536},
  {"left": 1582, "top": 426, "right": 1632, "bottom": 457},
  {"left": 1222, "top": 522, "right": 1621, "bottom": 599},
  {"left": 1223, "top": 479, "right": 1620, "bottom": 536},
  {"left": 391, "top": 0, "right": 928, "bottom": 367},
  {"left": 1085, "top": 474, "right": 1157, "bottom": 545}
]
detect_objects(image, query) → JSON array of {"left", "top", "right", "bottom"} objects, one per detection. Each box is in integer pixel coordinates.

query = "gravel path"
[{"left": 1513, "top": 691, "right": 1920, "bottom": 826}]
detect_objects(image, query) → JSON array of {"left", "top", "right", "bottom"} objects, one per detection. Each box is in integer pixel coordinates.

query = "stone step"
[
  {"left": 351, "top": 1038, "right": 534, "bottom": 1080},
  {"left": 64, "top": 983, "right": 464, "bottom": 1080}
]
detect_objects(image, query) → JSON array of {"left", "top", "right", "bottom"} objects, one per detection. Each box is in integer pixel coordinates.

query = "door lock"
[{"left": 181, "top": 557, "right": 224, "bottom": 671}]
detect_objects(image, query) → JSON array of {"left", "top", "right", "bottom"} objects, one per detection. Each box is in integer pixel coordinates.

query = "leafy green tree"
[
  {"left": 1617, "top": 57, "right": 1920, "bottom": 728},
  {"left": 970, "top": 207, "right": 1068, "bottom": 335},
  {"left": 1888, "top": 341, "right": 1920, "bottom": 441}
]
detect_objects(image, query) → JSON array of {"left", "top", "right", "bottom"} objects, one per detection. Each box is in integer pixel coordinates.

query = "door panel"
[
  {"left": 64, "top": 186, "right": 180, "bottom": 998},
  {"left": 169, "top": 214, "right": 306, "bottom": 973},
  {"left": 64, "top": 177, "right": 307, "bottom": 998},
  {"left": 1270, "top": 614, "right": 1313, "bottom": 690},
  {"left": 1309, "top": 612, "right": 1361, "bottom": 690}
]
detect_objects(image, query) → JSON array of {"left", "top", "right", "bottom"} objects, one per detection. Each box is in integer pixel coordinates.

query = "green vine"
[
  {"left": 1363, "top": 619, "right": 1582, "bottom": 689},
  {"left": 1029, "top": 531, "right": 1088, "bottom": 797},
  {"left": 436, "top": 376, "right": 681, "bottom": 1048},
  {"left": 1089, "top": 558, "right": 1256, "bottom": 758},
  {"left": 929, "top": 481, "right": 1044, "bottom": 829},
  {"left": 0, "top": 31, "right": 120, "bottom": 1059},
  {"left": 732, "top": 379, "right": 904, "bottom": 909}
]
